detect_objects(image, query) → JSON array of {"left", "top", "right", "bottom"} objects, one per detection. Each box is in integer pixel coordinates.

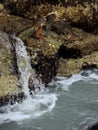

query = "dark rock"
[
  {"left": 50, "top": 20, "right": 68, "bottom": 35},
  {"left": 0, "top": 71, "right": 1, "bottom": 76},
  {"left": 1, "top": 0, "right": 98, "bottom": 107},
  {"left": 88, "top": 123, "right": 98, "bottom": 130},
  {"left": 30, "top": 51, "right": 59, "bottom": 85},
  {"left": 58, "top": 44, "right": 81, "bottom": 59},
  {"left": 0, "top": 92, "right": 25, "bottom": 107}
]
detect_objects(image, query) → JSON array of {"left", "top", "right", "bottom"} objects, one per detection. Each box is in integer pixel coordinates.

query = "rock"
[
  {"left": 0, "top": 0, "right": 98, "bottom": 87},
  {"left": 1, "top": 0, "right": 98, "bottom": 109},
  {"left": 60, "top": 28, "right": 98, "bottom": 57},
  {"left": 57, "top": 51, "right": 98, "bottom": 77},
  {"left": 0, "top": 12, "right": 33, "bottom": 35},
  {"left": 0, "top": 30, "right": 21, "bottom": 102},
  {"left": 0, "top": 92, "right": 24, "bottom": 107},
  {"left": 56, "top": 27, "right": 98, "bottom": 76},
  {"left": 1, "top": 1, "right": 98, "bottom": 33},
  {"left": 88, "top": 123, "right": 98, "bottom": 130},
  {"left": 26, "top": 30, "right": 62, "bottom": 84}
]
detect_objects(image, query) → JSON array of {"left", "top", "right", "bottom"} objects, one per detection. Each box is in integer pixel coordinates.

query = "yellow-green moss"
[
  {"left": 26, "top": 33, "right": 62, "bottom": 56},
  {"left": 57, "top": 51, "right": 98, "bottom": 77}
]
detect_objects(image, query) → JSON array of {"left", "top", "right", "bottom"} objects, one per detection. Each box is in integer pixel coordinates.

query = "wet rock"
[
  {"left": 88, "top": 123, "right": 98, "bottom": 130},
  {"left": 0, "top": 92, "right": 24, "bottom": 107},
  {"left": 0, "top": 0, "right": 98, "bottom": 89},
  {"left": 35, "top": 53, "right": 59, "bottom": 85},
  {"left": 0, "top": 30, "right": 21, "bottom": 101},
  {"left": 26, "top": 30, "right": 62, "bottom": 84}
]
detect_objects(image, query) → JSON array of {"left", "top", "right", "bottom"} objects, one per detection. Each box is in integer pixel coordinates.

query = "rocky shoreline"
[{"left": 0, "top": 0, "right": 98, "bottom": 107}]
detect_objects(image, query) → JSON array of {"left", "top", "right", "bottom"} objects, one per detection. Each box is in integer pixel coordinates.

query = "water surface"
[{"left": 0, "top": 69, "right": 98, "bottom": 130}]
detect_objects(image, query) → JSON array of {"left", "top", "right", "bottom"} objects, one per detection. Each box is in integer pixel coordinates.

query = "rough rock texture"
[
  {"left": 0, "top": 0, "right": 98, "bottom": 80},
  {"left": 1, "top": 0, "right": 98, "bottom": 32},
  {"left": 0, "top": 12, "right": 33, "bottom": 35},
  {"left": 26, "top": 30, "right": 62, "bottom": 85},
  {"left": 61, "top": 28, "right": 98, "bottom": 57},
  {"left": 57, "top": 51, "right": 98, "bottom": 77},
  {"left": 56, "top": 27, "right": 98, "bottom": 76},
  {"left": 0, "top": 30, "right": 22, "bottom": 105},
  {"left": 0, "top": 0, "right": 98, "bottom": 105}
]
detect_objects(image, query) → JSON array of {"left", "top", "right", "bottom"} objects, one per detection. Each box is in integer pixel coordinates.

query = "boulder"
[
  {"left": 0, "top": 30, "right": 22, "bottom": 106},
  {"left": 57, "top": 28, "right": 98, "bottom": 76},
  {"left": 57, "top": 51, "right": 98, "bottom": 77},
  {"left": 0, "top": 0, "right": 98, "bottom": 86}
]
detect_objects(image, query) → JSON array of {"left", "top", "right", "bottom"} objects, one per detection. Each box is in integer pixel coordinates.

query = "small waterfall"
[
  {"left": 0, "top": 36, "right": 57, "bottom": 124},
  {"left": 11, "top": 36, "right": 35, "bottom": 98}
]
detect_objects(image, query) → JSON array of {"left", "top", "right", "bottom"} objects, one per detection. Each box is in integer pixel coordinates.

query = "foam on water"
[
  {"left": 0, "top": 69, "right": 98, "bottom": 125},
  {"left": 0, "top": 69, "right": 98, "bottom": 129},
  {"left": 71, "top": 116, "right": 98, "bottom": 130},
  {"left": 0, "top": 36, "right": 57, "bottom": 124},
  {"left": 1, "top": 36, "right": 98, "bottom": 128},
  {"left": 49, "top": 69, "right": 98, "bottom": 92},
  {"left": 0, "top": 91, "right": 57, "bottom": 124}
]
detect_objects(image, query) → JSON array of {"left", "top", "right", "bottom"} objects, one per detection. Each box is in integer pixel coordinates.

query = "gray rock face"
[
  {"left": 0, "top": 31, "right": 12, "bottom": 50},
  {"left": 1, "top": 1, "right": 98, "bottom": 106},
  {"left": 0, "top": 31, "right": 21, "bottom": 99}
]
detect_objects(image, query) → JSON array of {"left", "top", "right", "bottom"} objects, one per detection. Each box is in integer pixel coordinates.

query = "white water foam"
[
  {"left": 49, "top": 69, "right": 98, "bottom": 92},
  {"left": 1, "top": 36, "right": 98, "bottom": 126},
  {"left": 0, "top": 92, "right": 57, "bottom": 124},
  {"left": 12, "top": 36, "right": 34, "bottom": 98},
  {"left": 0, "top": 36, "right": 57, "bottom": 124}
]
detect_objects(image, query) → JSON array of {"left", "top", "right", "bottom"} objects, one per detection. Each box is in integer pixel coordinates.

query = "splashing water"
[
  {"left": 2, "top": 36, "right": 98, "bottom": 130},
  {"left": 0, "top": 64, "right": 98, "bottom": 130},
  {"left": 12, "top": 36, "right": 34, "bottom": 98},
  {"left": 0, "top": 36, "right": 57, "bottom": 124},
  {"left": 49, "top": 69, "right": 98, "bottom": 92},
  {"left": 47, "top": 69, "right": 98, "bottom": 130}
]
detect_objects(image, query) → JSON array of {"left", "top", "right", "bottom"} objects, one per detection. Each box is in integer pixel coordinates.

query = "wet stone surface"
[
  {"left": 88, "top": 123, "right": 98, "bottom": 130},
  {"left": 0, "top": 30, "right": 21, "bottom": 101},
  {"left": 0, "top": 1, "right": 98, "bottom": 106}
]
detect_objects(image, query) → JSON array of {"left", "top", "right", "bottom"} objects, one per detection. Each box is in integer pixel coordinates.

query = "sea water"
[
  {"left": 0, "top": 69, "right": 98, "bottom": 130},
  {"left": 0, "top": 37, "right": 98, "bottom": 130}
]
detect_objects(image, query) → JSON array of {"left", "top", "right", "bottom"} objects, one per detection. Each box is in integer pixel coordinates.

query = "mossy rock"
[
  {"left": 57, "top": 51, "right": 98, "bottom": 77},
  {"left": 0, "top": 31, "right": 21, "bottom": 98}
]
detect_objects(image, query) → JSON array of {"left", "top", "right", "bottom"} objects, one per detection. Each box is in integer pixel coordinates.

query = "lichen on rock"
[
  {"left": 0, "top": 0, "right": 98, "bottom": 105},
  {"left": 57, "top": 51, "right": 98, "bottom": 77},
  {"left": 0, "top": 31, "right": 21, "bottom": 98}
]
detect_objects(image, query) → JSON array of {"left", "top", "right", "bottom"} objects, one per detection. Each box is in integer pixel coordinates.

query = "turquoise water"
[{"left": 0, "top": 69, "right": 98, "bottom": 130}]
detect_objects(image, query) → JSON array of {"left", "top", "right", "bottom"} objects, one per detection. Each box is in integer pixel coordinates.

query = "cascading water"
[
  {"left": 1, "top": 36, "right": 98, "bottom": 130},
  {"left": 11, "top": 36, "right": 34, "bottom": 98},
  {"left": 0, "top": 36, "right": 57, "bottom": 124}
]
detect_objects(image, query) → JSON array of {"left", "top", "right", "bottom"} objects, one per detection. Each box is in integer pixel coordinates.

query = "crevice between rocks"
[
  {"left": 71, "top": 21, "right": 98, "bottom": 34},
  {"left": 58, "top": 44, "right": 82, "bottom": 59}
]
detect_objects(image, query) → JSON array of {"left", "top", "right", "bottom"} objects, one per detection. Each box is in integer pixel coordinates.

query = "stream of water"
[{"left": 0, "top": 37, "right": 98, "bottom": 130}]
